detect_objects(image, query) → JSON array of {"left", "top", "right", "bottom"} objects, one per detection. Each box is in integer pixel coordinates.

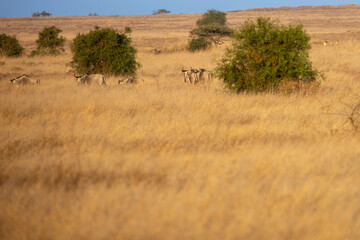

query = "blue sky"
[{"left": 0, "top": 0, "right": 358, "bottom": 17}]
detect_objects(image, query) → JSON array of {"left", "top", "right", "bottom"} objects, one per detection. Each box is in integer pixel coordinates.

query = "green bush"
[
  {"left": 30, "top": 26, "right": 65, "bottom": 56},
  {"left": 0, "top": 34, "right": 24, "bottom": 57},
  {"left": 216, "top": 17, "right": 322, "bottom": 93},
  {"left": 70, "top": 27, "right": 140, "bottom": 76},
  {"left": 188, "top": 36, "right": 211, "bottom": 52},
  {"left": 188, "top": 9, "right": 232, "bottom": 51},
  {"left": 196, "top": 9, "right": 227, "bottom": 26}
]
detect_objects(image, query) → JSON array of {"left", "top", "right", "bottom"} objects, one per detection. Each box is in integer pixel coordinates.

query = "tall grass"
[{"left": 1, "top": 7, "right": 360, "bottom": 239}]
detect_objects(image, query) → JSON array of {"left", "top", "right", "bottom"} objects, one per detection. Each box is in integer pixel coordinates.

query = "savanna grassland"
[{"left": 1, "top": 4, "right": 360, "bottom": 240}]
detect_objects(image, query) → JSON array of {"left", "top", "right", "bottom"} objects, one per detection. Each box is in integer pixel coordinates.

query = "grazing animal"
[
  {"left": 10, "top": 74, "right": 40, "bottom": 85},
  {"left": 181, "top": 67, "right": 194, "bottom": 84},
  {"left": 74, "top": 73, "right": 106, "bottom": 86},
  {"left": 118, "top": 76, "right": 143, "bottom": 84},
  {"left": 181, "top": 67, "right": 189, "bottom": 83},
  {"left": 198, "top": 68, "right": 207, "bottom": 83},
  {"left": 191, "top": 68, "right": 200, "bottom": 83},
  {"left": 323, "top": 40, "right": 338, "bottom": 46},
  {"left": 154, "top": 48, "right": 162, "bottom": 55}
]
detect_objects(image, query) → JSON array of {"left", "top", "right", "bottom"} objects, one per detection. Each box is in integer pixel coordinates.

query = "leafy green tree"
[
  {"left": 216, "top": 17, "right": 322, "bottom": 93},
  {"left": 188, "top": 9, "right": 233, "bottom": 51},
  {"left": 30, "top": 26, "right": 65, "bottom": 56},
  {"left": 0, "top": 34, "right": 24, "bottom": 57},
  {"left": 190, "top": 24, "right": 233, "bottom": 45},
  {"left": 196, "top": 9, "right": 227, "bottom": 26},
  {"left": 152, "top": 9, "right": 170, "bottom": 15},
  {"left": 188, "top": 36, "right": 211, "bottom": 52},
  {"left": 70, "top": 26, "right": 140, "bottom": 76}
]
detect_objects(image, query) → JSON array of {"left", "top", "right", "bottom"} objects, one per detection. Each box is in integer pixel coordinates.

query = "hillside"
[{"left": 1, "top": 4, "right": 360, "bottom": 51}]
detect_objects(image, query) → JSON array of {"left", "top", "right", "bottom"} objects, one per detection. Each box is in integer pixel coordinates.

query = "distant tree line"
[
  {"left": 32, "top": 11, "right": 52, "bottom": 17},
  {"left": 152, "top": 9, "right": 170, "bottom": 15}
]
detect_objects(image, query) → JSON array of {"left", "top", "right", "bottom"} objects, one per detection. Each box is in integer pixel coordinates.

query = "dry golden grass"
[{"left": 1, "top": 5, "right": 360, "bottom": 240}]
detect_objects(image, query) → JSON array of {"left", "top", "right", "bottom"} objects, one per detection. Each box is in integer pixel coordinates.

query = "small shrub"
[
  {"left": 30, "top": 26, "right": 65, "bottom": 56},
  {"left": 124, "top": 27, "right": 132, "bottom": 34},
  {"left": 70, "top": 26, "right": 140, "bottom": 76},
  {"left": 216, "top": 17, "right": 323, "bottom": 93},
  {"left": 188, "top": 36, "right": 211, "bottom": 52},
  {"left": 0, "top": 34, "right": 24, "bottom": 57}
]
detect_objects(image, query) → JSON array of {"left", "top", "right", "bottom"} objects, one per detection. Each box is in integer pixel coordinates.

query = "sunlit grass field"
[{"left": 1, "top": 5, "right": 360, "bottom": 240}]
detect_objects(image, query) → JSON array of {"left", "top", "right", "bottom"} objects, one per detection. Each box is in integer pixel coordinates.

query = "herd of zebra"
[{"left": 8, "top": 67, "right": 213, "bottom": 86}]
